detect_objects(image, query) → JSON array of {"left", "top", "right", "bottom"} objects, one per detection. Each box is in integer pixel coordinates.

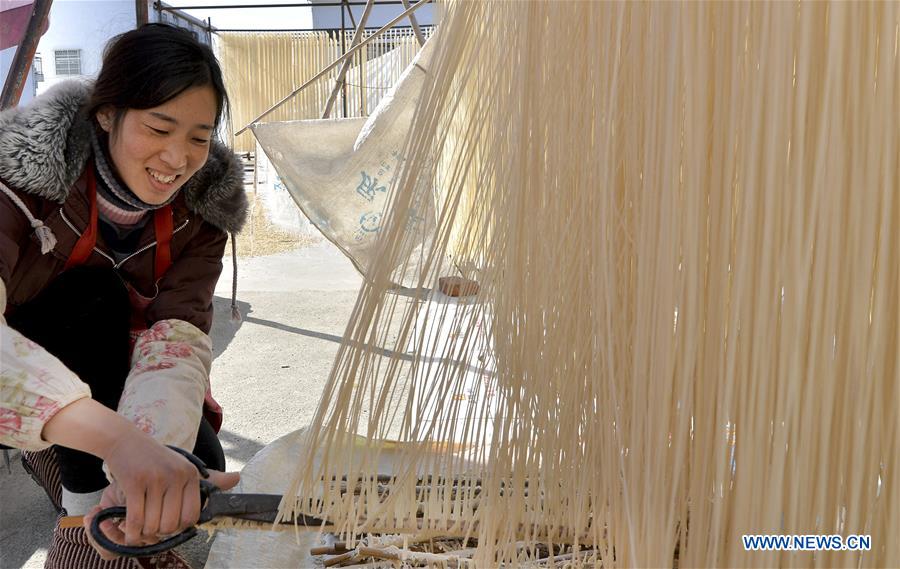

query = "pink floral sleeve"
[{"left": 117, "top": 319, "right": 212, "bottom": 451}]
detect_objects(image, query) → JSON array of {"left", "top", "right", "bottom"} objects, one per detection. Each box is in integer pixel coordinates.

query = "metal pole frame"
[
  {"left": 400, "top": 0, "right": 425, "bottom": 46},
  {"left": 234, "top": 0, "right": 431, "bottom": 136},
  {"left": 136, "top": 0, "right": 149, "bottom": 26},
  {"left": 157, "top": 1, "right": 413, "bottom": 9},
  {"left": 339, "top": 5, "right": 346, "bottom": 117},
  {"left": 0, "top": 0, "right": 54, "bottom": 110},
  {"left": 323, "top": 0, "right": 374, "bottom": 119},
  {"left": 342, "top": 0, "right": 357, "bottom": 30}
]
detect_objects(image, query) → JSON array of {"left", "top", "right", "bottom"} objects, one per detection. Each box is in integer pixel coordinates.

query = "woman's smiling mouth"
[{"left": 147, "top": 168, "right": 178, "bottom": 185}]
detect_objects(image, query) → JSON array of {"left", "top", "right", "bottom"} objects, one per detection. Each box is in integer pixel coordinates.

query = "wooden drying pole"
[
  {"left": 233, "top": 0, "right": 432, "bottom": 136},
  {"left": 0, "top": 0, "right": 53, "bottom": 111}
]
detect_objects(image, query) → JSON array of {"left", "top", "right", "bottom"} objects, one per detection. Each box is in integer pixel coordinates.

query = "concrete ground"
[{"left": 0, "top": 240, "right": 362, "bottom": 568}]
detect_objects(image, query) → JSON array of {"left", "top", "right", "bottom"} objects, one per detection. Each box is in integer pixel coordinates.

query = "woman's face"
[{"left": 97, "top": 85, "right": 217, "bottom": 205}]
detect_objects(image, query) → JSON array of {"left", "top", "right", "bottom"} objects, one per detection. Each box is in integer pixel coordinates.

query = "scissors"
[{"left": 89, "top": 447, "right": 330, "bottom": 557}]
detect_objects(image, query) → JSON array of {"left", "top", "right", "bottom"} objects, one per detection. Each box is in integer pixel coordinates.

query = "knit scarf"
[{"left": 89, "top": 129, "right": 178, "bottom": 225}]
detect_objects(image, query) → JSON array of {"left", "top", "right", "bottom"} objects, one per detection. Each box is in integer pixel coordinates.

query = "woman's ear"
[{"left": 95, "top": 106, "right": 115, "bottom": 133}]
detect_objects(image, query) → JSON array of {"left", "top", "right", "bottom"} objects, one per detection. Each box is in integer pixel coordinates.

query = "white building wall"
[
  {"left": 35, "top": 0, "right": 135, "bottom": 94},
  {"left": 1, "top": 45, "right": 37, "bottom": 105}
]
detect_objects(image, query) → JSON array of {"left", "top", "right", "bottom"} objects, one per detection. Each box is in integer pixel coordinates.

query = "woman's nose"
[{"left": 159, "top": 140, "right": 188, "bottom": 171}]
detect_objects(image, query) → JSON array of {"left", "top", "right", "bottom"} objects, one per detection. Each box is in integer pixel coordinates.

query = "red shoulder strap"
[
  {"left": 64, "top": 168, "right": 99, "bottom": 270},
  {"left": 153, "top": 205, "right": 173, "bottom": 281}
]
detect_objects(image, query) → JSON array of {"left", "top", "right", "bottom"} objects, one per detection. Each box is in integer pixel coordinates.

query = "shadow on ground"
[
  {"left": 0, "top": 449, "right": 57, "bottom": 569},
  {"left": 210, "top": 295, "right": 251, "bottom": 359},
  {"left": 217, "top": 429, "right": 266, "bottom": 468}
]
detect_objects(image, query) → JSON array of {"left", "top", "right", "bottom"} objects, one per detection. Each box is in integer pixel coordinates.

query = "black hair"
[{"left": 87, "top": 23, "right": 229, "bottom": 132}]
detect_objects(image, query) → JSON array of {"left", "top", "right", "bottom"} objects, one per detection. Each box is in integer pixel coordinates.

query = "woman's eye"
[
  {"left": 193, "top": 138, "right": 210, "bottom": 144},
  {"left": 147, "top": 126, "right": 169, "bottom": 135}
]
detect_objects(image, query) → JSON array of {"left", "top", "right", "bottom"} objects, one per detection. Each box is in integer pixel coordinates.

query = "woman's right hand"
[
  {"left": 83, "top": 456, "right": 240, "bottom": 559},
  {"left": 101, "top": 433, "right": 227, "bottom": 545},
  {"left": 41, "top": 398, "right": 240, "bottom": 553}
]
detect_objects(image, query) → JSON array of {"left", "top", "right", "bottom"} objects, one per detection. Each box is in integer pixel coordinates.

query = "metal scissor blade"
[
  {"left": 201, "top": 493, "right": 330, "bottom": 527},
  {"left": 200, "top": 492, "right": 282, "bottom": 523}
]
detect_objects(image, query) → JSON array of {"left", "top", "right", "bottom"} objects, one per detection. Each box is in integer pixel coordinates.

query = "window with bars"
[{"left": 54, "top": 49, "right": 82, "bottom": 76}]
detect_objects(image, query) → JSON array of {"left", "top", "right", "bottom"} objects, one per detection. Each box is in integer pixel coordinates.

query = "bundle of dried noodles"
[{"left": 280, "top": 2, "right": 899, "bottom": 567}]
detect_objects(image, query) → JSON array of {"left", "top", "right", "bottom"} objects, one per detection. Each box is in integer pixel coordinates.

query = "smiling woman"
[
  {"left": 0, "top": 23, "right": 247, "bottom": 569},
  {"left": 98, "top": 86, "right": 218, "bottom": 206}
]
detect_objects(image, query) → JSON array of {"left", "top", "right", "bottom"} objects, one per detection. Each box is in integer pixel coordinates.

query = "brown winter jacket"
[
  {"left": 1, "top": 166, "right": 236, "bottom": 333},
  {"left": 0, "top": 80, "right": 247, "bottom": 452}
]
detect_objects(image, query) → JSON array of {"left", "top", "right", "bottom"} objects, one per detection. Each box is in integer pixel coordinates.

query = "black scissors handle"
[
  {"left": 89, "top": 446, "right": 212, "bottom": 557},
  {"left": 90, "top": 507, "right": 199, "bottom": 556}
]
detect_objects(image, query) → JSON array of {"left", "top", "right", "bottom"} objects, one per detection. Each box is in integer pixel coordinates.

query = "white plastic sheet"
[{"left": 204, "top": 429, "right": 326, "bottom": 568}]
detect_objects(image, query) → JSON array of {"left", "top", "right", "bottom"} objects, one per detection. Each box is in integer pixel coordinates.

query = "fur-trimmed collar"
[{"left": 0, "top": 80, "right": 247, "bottom": 234}]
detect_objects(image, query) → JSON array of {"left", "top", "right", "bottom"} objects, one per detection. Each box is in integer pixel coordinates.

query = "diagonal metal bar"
[{"left": 342, "top": 0, "right": 357, "bottom": 29}]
